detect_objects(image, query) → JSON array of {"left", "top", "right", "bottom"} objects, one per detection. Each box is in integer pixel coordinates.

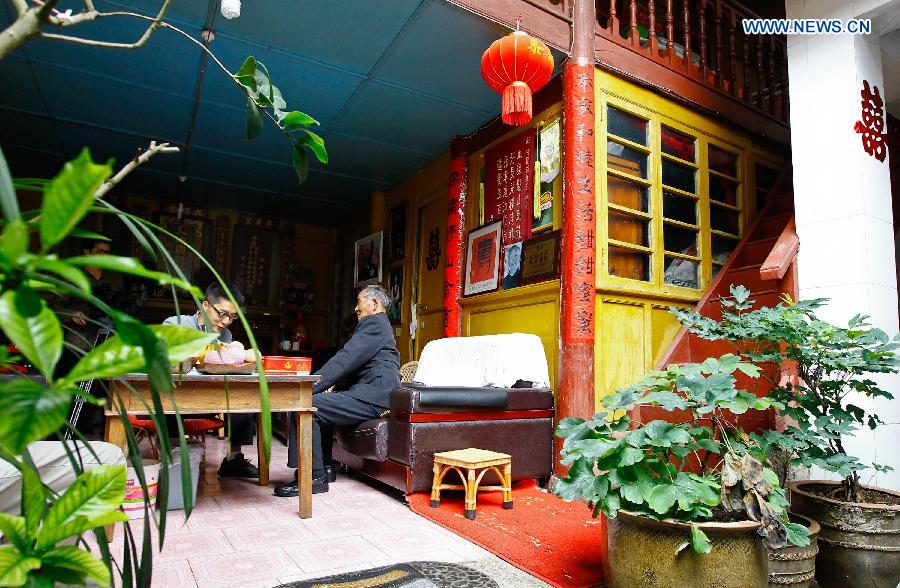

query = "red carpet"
[{"left": 408, "top": 481, "right": 607, "bottom": 588}]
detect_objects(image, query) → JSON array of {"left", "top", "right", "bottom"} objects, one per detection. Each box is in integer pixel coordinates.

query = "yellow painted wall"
[{"left": 380, "top": 153, "right": 450, "bottom": 364}]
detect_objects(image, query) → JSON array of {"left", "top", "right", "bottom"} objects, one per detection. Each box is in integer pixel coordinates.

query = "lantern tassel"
[{"left": 502, "top": 81, "right": 533, "bottom": 126}]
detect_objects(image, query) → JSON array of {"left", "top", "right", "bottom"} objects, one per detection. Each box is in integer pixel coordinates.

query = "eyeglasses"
[
  {"left": 90, "top": 247, "right": 111, "bottom": 254},
  {"left": 210, "top": 304, "right": 239, "bottom": 322}
]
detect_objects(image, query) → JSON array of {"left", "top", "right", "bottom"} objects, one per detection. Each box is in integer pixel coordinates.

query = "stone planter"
[
  {"left": 606, "top": 510, "right": 768, "bottom": 587},
  {"left": 789, "top": 480, "right": 900, "bottom": 588},
  {"left": 767, "top": 513, "right": 819, "bottom": 587}
]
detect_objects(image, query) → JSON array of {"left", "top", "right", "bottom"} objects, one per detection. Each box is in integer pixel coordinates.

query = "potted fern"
[
  {"left": 674, "top": 285, "right": 900, "bottom": 588},
  {"left": 555, "top": 354, "right": 809, "bottom": 588}
]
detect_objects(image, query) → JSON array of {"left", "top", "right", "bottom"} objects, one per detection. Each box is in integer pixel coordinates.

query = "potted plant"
[
  {"left": 674, "top": 285, "right": 900, "bottom": 588},
  {"left": 554, "top": 354, "right": 809, "bottom": 588}
]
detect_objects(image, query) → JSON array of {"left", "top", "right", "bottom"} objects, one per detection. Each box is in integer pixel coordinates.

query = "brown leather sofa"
[{"left": 331, "top": 383, "right": 555, "bottom": 494}]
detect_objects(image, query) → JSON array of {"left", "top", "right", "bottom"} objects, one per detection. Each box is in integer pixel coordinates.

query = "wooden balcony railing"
[{"left": 596, "top": 0, "right": 788, "bottom": 123}]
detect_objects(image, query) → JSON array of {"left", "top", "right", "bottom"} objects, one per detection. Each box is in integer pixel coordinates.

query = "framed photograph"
[
  {"left": 387, "top": 266, "right": 403, "bottom": 323},
  {"left": 501, "top": 241, "right": 523, "bottom": 290},
  {"left": 354, "top": 231, "right": 383, "bottom": 288},
  {"left": 463, "top": 220, "right": 502, "bottom": 296},
  {"left": 388, "top": 202, "right": 407, "bottom": 260},
  {"left": 520, "top": 230, "right": 561, "bottom": 285}
]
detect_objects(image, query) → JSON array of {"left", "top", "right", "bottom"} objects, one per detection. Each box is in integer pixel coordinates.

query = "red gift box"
[{"left": 261, "top": 356, "right": 312, "bottom": 375}]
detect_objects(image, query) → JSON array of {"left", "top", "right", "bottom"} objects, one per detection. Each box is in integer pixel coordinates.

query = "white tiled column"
[{"left": 786, "top": 0, "right": 899, "bottom": 490}]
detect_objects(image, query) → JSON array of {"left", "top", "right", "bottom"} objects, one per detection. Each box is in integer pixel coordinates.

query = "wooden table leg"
[
  {"left": 296, "top": 411, "right": 312, "bottom": 518},
  {"left": 256, "top": 413, "right": 269, "bottom": 487},
  {"left": 103, "top": 414, "right": 126, "bottom": 542}
]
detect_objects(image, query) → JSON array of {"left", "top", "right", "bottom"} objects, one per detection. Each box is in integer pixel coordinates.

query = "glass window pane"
[
  {"left": 711, "top": 263, "right": 724, "bottom": 282},
  {"left": 609, "top": 174, "right": 649, "bottom": 212},
  {"left": 663, "top": 191, "right": 697, "bottom": 225},
  {"left": 709, "top": 145, "right": 738, "bottom": 177},
  {"left": 609, "top": 211, "right": 649, "bottom": 247},
  {"left": 712, "top": 234, "right": 739, "bottom": 264},
  {"left": 711, "top": 204, "right": 740, "bottom": 235},
  {"left": 662, "top": 160, "right": 696, "bottom": 193},
  {"left": 661, "top": 126, "right": 696, "bottom": 161},
  {"left": 608, "top": 141, "right": 648, "bottom": 178},
  {"left": 664, "top": 256, "right": 699, "bottom": 289},
  {"left": 664, "top": 224, "right": 697, "bottom": 255},
  {"left": 710, "top": 175, "right": 739, "bottom": 206},
  {"left": 607, "top": 106, "right": 647, "bottom": 145},
  {"left": 755, "top": 163, "right": 779, "bottom": 191},
  {"left": 610, "top": 246, "right": 650, "bottom": 281}
]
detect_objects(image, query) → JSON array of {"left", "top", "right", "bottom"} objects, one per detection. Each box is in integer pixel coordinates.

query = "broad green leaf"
[
  {"left": 65, "top": 255, "right": 199, "bottom": 294},
  {"left": 647, "top": 484, "right": 677, "bottom": 514},
  {"left": 245, "top": 98, "right": 263, "bottom": 141},
  {"left": 40, "top": 546, "right": 111, "bottom": 586},
  {"left": 783, "top": 521, "right": 810, "bottom": 547},
  {"left": 555, "top": 417, "right": 587, "bottom": 439},
  {"left": 291, "top": 144, "right": 309, "bottom": 184},
  {"left": 618, "top": 447, "right": 644, "bottom": 467},
  {"left": 762, "top": 467, "right": 780, "bottom": 489},
  {"left": 234, "top": 56, "right": 257, "bottom": 92},
  {"left": 301, "top": 129, "right": 328, "bottom": 163},
  {"left": 0, "top": 380, "right": 74, "bottom": 454},
  {"left": 282, "top": 111, "right": 318, "bottom": 129},
  {"left": 31, "top": 259, "right": 91, "bottom": 295},
  {"left": 64, "top": 325, "right": 217, "bottom": 384},
  {"left": 0, "top": 513, "right": 28, "bottom": 553},
  {"left": 36, "top": 465, "right": 126, "bottom": 549},
  {"left": 0, "top": 147, "right": 20, "bottom": 220},
  {"left": 690, "top": 524, "right": 712, "bottom": 554},
  {"left": 20, "top": 465, "right": 46, "bottom": 540},
  {"left": 39, "top": 149, "right": 111, "bottom": 250},
  {"left": 553, "top": 459, "right": 608, "bottom": 502},
  {"left": 0, "top": 290, "right": 62, "bottom": 379},
  {"left": 0, "top": 546, "right": 40, "bottom": 586},
  {"left": 0, "top": 219, "right": 28, "bottom": 260},
  {"left": 620, "top": 483, "right": 644, "bottom": 505}
]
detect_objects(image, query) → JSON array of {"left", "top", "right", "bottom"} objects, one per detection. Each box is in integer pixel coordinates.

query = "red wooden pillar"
[
  {"left": 556, "top": 0, "right": 597, "bottom": 477},
  {"left": 443, "top": 138, "right": 469, "bottom": 338}
]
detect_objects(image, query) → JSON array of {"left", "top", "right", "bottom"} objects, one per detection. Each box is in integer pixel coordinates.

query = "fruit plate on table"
[
  {"left": 261, "top": 355, "right": 312, "bottom": 375},
  {"left": 197, "top": 363, "right": 257, "bottom": 375}
]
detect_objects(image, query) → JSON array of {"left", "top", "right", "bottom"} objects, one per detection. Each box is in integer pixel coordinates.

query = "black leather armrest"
[{"left": 391, "top": 384, "right": 554, "bottom": 413}]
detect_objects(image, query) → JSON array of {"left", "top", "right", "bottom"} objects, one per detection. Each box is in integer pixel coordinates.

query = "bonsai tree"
[
  {"left": 672, "top": 285, "right": 899, "bottom": 503},
  {"left": 554, "top": 354, "right": 810, "bottom": 552}
]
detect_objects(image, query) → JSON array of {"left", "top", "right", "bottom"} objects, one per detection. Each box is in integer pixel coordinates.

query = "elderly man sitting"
[{"left": 274, "top": 285, "right": 400, "bottom": 497}]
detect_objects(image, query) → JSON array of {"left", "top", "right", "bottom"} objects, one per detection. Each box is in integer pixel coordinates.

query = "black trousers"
[{"left": 287, "top": 392, "right": 383, "bottom": 476}]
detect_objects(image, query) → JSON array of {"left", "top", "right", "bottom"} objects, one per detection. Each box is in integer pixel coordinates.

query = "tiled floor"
[{"left": 88, "top": 438, "right": 547, "bottom": 587}]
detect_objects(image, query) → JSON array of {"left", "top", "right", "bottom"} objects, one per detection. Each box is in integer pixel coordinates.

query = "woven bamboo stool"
[{"left": 430, "top": 448, "right": 512, "bottom": 520}]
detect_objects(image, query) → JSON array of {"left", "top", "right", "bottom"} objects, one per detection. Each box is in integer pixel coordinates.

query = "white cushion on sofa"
[{"left": 414, "top": 334, "right": 550, "bottom": 389}]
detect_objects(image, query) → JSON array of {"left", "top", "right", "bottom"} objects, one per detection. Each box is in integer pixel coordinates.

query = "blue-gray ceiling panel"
[
  {"left": 30, "top": 61, "right": 193, "bottom": 142},
  {"left": 375, "top": 0, "right": 502, "bottom": 109},
  {"left": 185, "top": 146, "right": 289, "bottom": 192},
  {"left": 214, "top": 0, "right": 425, "bottom": 75},
  {"left": 0, "top": 55, "right": 48, "bottom": 115},
  {"left": 321, "top": 133, "right": 430, "bottom": 184},
  {"left": 333, "top": 80, "right": 491, "bottom": 154}
]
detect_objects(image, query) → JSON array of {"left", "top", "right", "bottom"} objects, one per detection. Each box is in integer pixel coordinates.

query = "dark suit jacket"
[{"left": 313, "top": 312, "right": 400, "bottom": 409}]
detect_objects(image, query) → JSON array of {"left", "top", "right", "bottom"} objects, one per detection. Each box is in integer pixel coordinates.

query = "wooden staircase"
[{"left": 634, "top": 166, "right": 798, "bottom": 432}]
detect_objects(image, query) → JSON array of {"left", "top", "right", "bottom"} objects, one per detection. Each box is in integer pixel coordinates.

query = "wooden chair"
[{"left": 400, "top": 361, "right": 418, "bottom": 384}]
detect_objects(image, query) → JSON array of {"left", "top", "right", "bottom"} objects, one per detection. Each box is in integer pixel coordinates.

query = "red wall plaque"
[{"left": 484, "top": 131, "right": 534, "bottom": 246}]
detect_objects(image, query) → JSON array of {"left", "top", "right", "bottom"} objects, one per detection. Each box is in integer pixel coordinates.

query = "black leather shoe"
[
  {"left": 218, "top": 453, "right": 259, "bottom": 478},
  {"left": 274, "top": 472, "right": 328, "bottom": 497},
  {"left": 325, "top": 465, "right": 337, "bottom": 483}
]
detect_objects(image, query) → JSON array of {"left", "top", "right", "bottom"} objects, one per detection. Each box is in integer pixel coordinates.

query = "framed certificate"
[
  {"left": 521, "top": 230, "right": 561, "bottom": 285},
  {"left": 463, "top": 220, "right": 502, "bottom": 296}
]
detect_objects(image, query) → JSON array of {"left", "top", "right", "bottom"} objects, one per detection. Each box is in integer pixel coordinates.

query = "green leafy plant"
[
  {"left": 672, "top": 285, "right": 900, "bottom": 503},
  {"left": 554, "top": 354, "right": 809, "bottom": 553}
]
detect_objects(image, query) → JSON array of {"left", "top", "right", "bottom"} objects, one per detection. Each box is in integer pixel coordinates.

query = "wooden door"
[{"left": 413, "top": 196, "right": 447, "bottom": 358}]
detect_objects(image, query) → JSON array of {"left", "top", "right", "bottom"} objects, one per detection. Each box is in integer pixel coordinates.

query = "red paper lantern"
[{"left": 481, "top": 30, "right": 554, "bottom": 126}]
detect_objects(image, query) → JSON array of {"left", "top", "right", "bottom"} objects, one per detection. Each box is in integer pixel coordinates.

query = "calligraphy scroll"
[
  {"left": 232, "top": 223, "right": 274, "bottom": 306},
  {"left": 443, "top": 152, "right": 468, "bottom": 337},
  {"left": 484, "top": 131, "right": 534, "bottom": 246}
]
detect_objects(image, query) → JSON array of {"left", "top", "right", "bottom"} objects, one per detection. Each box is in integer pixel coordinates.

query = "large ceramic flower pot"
[
  {"left": 789, "top": 480, "right": 900, "bottom": 588},
  {"left": 767, "top": 513, "right": 820, "bottom": 588},
  {"left": 606, "top": 510, "right": 768, "bottom": 588}
]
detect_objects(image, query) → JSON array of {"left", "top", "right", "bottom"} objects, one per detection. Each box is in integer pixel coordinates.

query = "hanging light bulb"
[{"left": 221, "top": 0, "right": 241, "bottom": 19}]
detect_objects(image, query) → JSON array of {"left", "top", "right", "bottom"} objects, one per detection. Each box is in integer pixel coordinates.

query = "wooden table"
[{"left": 106, "top": 373, "right": 319, "bottom": 518}]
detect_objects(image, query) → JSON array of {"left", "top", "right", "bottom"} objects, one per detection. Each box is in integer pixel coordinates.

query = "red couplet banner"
[{"left": 484, "top": 130, "right": 534, "bottom": 246}]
